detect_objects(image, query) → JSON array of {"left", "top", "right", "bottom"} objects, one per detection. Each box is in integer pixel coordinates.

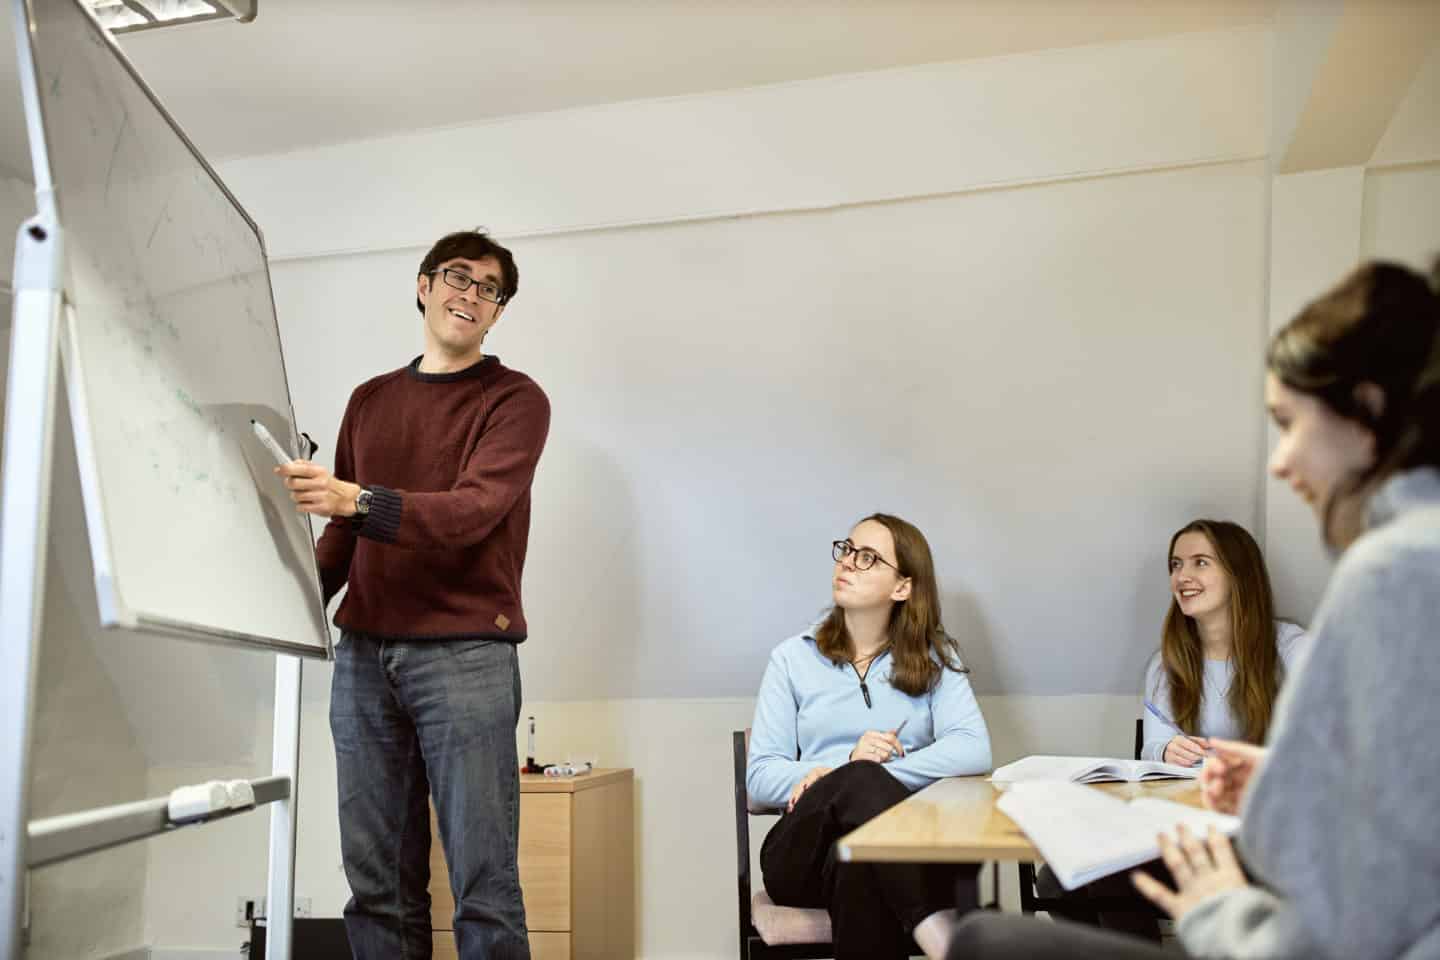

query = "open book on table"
[
  {"left": 997, "top": 781, "right": 1240, "bottom": 890},
  {"left": 991, "top": 754, "right": 1199, "bottom": 783}
]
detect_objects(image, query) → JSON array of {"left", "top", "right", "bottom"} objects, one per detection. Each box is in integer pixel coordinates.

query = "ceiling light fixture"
[{"left": 86, "top": 0, "right": 256, "bottom": 33}]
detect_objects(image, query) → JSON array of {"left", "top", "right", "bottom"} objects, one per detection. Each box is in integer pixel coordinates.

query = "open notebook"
[
  {"left": 998, "top": 781, "right": 1241, "bottom": 890},
  {"left": 991, "top": 755, "right": 1199, "bottom": 783}
]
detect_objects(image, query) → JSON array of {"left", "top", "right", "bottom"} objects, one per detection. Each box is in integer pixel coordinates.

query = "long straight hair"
[
  {"left": 1159, "top": 520, "right": 1281, "bottom": 743},
  {"left": 815, "top": 513, "right": 966, "bottom": 696},
  {"left": 1268, "top": 259, "right": 1440, "bottom": 546}
]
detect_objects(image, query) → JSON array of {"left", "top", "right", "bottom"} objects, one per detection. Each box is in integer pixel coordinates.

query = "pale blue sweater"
[
  {"left": 1140, "top": 622, "right": 1310, "bottom": 762},
  {"left": 746, "top": 629, "right": 992, "bottom": 808}
]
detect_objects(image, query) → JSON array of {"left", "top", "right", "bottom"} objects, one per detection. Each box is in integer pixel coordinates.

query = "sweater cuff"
[
  {"left": 1177, "top": 885, "right": 1301, "bottom": 959},
  {"left": 354, "top": 484, "right": 400, "bottom": 544}
]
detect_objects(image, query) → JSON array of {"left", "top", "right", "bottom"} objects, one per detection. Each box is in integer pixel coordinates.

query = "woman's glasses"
[{"left": 832, "top": 539, "right": 901, "bottom": 574}]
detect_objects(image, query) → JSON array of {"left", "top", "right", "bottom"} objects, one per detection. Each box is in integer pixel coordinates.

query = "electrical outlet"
[
  {"left": 234, "top": 895, "right": 267, "bottom": 927},
  {"left": 294, "top": 896, "right": 312, "bottom": 918}
]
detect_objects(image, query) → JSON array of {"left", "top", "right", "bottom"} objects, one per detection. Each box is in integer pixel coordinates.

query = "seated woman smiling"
[
  {"left": 1142, "top": 519, "right": 1309, "bottom": 768},
  {"left": 747, "top": 512, "right": 992, "bottom": 960},
  {"left": 1037, "top": 519, "right": 1310, "bottom": 939}
]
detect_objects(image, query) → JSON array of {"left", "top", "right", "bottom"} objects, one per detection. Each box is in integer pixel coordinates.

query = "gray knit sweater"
[{"left": 1178, "top": 467, "right": 1440, "bottom": 959}]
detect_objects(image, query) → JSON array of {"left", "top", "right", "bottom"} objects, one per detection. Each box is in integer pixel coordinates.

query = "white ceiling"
[{"left": 102, "top": 0, "right": 1276, "bottom": 162}]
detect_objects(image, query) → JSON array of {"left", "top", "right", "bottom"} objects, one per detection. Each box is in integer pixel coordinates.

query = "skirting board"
[{"left": 106, "top": 950, "right": 237, "bottom": 960}]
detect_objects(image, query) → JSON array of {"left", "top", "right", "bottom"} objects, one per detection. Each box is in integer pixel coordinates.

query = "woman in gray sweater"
[{"left": 949, "top": 257, "right": 1440, "bottom": 960}]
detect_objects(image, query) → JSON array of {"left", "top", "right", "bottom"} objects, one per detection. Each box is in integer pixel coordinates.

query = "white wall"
[
  {"left": 273, "top": 158, "right": 1269, "bottom": 702},
  {"left": 1262, "top": 166, "right": 1365, "bottom": 621},
  {"left": 221, "top": 26, "right": 1267, "bottom": 260},
  {"left": 249, "top": 26, "right": 1274, "bottom": 702},
  {"left": 1363, "top": 163, "right": 1440, "bottom": 264}
]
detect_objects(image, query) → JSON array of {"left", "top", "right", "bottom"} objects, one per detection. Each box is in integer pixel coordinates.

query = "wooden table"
[{"left": 837, "top": 774, "right": 1204, "bottom": 863}]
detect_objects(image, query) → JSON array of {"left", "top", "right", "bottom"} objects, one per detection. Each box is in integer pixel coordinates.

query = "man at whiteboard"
[{"left": 276, "top": 229, "right": 550, "bottom": 959}]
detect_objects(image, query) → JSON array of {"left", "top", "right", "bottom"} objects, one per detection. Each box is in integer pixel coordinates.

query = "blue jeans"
[{"left": 331, "top": 631, "right": 529, "bottom": 960}]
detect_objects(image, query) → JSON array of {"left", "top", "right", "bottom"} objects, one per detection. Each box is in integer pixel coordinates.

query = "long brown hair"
[
  {"left": 1268, "top": 258, "right": 1440, "bottom": 546},
  {"left": 1159, "top": 520, "right": 1281, "bottom": 743},
  {"left": 814, "top": 513, "right": 966, "bottom": 696}
]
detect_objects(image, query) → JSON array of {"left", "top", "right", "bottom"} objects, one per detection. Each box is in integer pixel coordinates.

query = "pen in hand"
[
  {"left": 1145, "top": 699, "right": 1210, "bottom": 765},
  {"left": 889, "top": 717, "right": 909, "bottom": 758}
]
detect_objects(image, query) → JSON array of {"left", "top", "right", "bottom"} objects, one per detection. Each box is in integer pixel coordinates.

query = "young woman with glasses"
[
  {"left": 747, "top": 513, "right": 992, "bottom": 960},
  {"left": 948, "top": 257, "right": 1440, "bottom": 959}
]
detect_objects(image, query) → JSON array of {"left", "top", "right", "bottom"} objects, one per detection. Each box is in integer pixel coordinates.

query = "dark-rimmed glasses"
[
  {"left": 429, "top": 267, "right": 504, "bottom": 305},
  {"left": 832, "top": 539, "right": 902, "bottom": 574}
]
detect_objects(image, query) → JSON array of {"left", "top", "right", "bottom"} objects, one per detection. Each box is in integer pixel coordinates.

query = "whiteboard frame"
[
  {"left": 1, "top": 3, "right": 65, "bottom": 951},
  {"left": 27, "top": 0, "right": 332, "bottom": 659}
]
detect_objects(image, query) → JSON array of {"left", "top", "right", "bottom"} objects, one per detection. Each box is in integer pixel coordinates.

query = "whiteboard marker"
[{"left": 251, "top": 419, "right": 294, "bottom": 466}]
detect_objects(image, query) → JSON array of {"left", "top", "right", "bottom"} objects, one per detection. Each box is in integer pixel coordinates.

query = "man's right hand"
[
  {"left": 1200, "top": 738, "right": 1267, "bottom": 814},
  {"left": 1163, "top": 734, "right": 1211, "bottom": 767}
]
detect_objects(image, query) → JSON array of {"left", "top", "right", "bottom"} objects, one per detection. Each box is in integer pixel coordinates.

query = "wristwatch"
[{"left": 354, "top": 487, "right": 373, "bottom": 519}]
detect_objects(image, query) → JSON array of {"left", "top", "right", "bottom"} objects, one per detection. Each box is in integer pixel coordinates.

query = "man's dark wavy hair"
[{"left": 416, "top": 229, "right": 519, "bottom": 314}]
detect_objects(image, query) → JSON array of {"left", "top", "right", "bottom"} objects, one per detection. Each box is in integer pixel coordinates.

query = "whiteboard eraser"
[
  {"left": 223, "top": 779, "right": 255, "bottom": 810},
  {"left": 168, "top": 781, "right": 229, "bottom": 823}
]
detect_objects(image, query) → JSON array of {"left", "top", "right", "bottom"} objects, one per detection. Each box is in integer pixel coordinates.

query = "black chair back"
[{"left": 733, "top": 730, "right": 834, "bottom": 960}]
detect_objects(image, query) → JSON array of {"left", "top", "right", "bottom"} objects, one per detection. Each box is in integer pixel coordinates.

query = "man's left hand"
[{"left": 276, "top": 461, "right": 360, "bottom": 518}]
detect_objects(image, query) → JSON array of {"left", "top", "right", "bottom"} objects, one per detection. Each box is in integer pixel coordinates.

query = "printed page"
[
  {"left": 997, "top": 783, "right": 1240, "bottom": 889},
  {"left": 1133, "top": 759, "right": 1201, "bottom": 781}
]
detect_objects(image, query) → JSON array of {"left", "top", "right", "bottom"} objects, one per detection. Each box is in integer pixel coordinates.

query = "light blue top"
[
  {"left": 746, "top": 629, "right": 992, "bottom": 808},
  {"left": 1140, "top": 620, "right": 1310, "bottom": 761}
]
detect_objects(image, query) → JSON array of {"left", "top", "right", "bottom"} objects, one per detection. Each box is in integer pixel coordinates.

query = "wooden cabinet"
[{"left": 429, "top": 769, "right": 635, "bottom": 960}]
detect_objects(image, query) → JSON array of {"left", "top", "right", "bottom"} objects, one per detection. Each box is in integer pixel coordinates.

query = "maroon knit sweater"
[{"left": 315, "top": 355, "right": 550, "bottom": 640}]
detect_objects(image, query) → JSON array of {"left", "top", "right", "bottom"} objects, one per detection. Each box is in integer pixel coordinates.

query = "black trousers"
[
  {"left": 760, "top": 761, "right": 979, "bottom": 960},
  {"left": 946, "top": 912, "right": 1183, "bottom": 959}
]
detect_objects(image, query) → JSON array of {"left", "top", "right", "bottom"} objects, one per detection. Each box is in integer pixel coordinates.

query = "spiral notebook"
[{"left": 997, "top": 781, "right": 1240, "bottom": 890}]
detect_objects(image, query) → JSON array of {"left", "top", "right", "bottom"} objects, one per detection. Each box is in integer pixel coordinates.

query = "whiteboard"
[{"left": 16, "top": 0, "right": 329, "bottom": 656}]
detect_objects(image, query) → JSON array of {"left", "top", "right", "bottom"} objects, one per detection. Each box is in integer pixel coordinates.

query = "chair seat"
[{"left": 751, "top": 891, "right": 832, "bottom": 945}]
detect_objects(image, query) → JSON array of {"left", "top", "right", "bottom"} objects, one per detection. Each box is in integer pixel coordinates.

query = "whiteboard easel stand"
[
  {"left": 268, "top": 654, "right": 302, "bottom": 960},
  {"left": 0, "top": 212, "right": 304, "bottom": 960},
  {"left": 0, "top": 206, "right": 63, "bottom": 960},
  {"left": 2, "top": 5, "right": 302, "bottom": 950}
]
